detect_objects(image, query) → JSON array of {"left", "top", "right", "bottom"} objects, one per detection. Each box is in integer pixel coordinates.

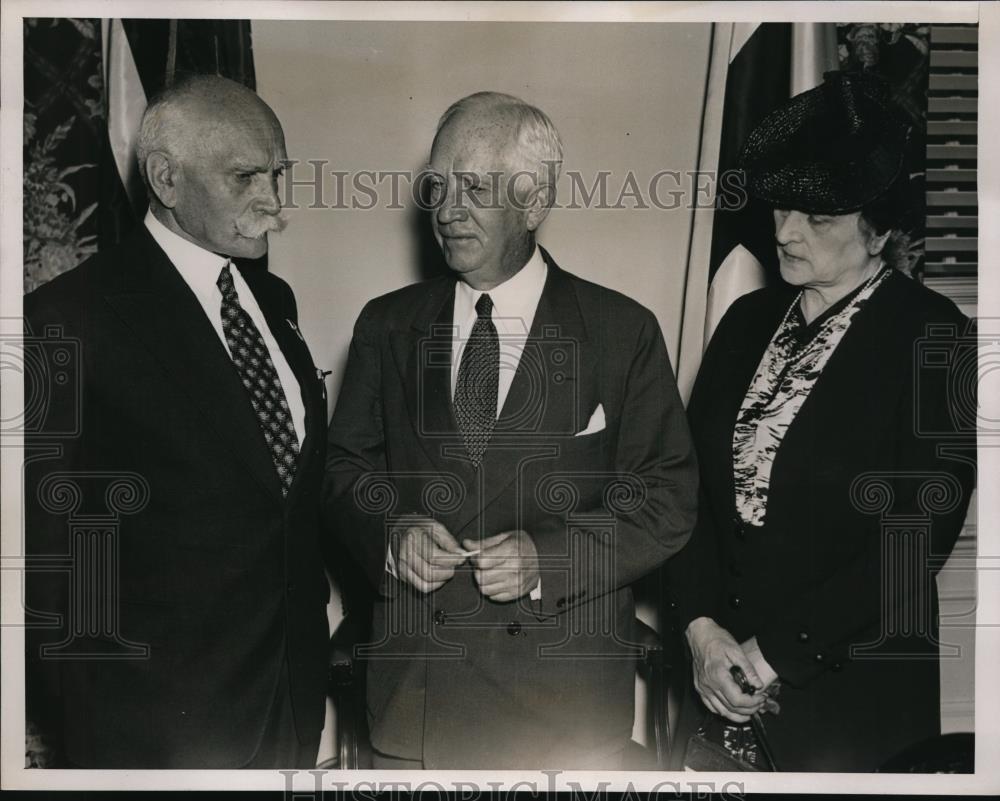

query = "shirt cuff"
[
  {"left": 741, "top": 635, "right": 779, "bottom": 688},
  {"left": 529, "top": 577, "right": 541, "bottom": 601},
  {"left": 385, "top": 547, "right": 399, "bottom": 579}
]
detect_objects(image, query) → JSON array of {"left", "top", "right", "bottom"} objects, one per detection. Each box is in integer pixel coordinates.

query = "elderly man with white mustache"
[{"left": 24, "top": 75, "right": 330, "bottom": 768}]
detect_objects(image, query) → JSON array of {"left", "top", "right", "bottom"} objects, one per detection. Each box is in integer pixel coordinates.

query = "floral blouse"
[{"left": 732, "top": 267, "right": 891, "bottom": 526}]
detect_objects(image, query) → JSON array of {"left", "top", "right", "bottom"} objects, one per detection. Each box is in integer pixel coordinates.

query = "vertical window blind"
[{"left": 925, "top": 23, "right": 977, "bottom": 735}]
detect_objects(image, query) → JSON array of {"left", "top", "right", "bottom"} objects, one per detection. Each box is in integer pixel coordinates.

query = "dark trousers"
[
  {"left": 57, "top": 655, "right": 320, "bottom": 768},
  {"left": 244, "top": 657, "right": 321, "bottom": 769}
]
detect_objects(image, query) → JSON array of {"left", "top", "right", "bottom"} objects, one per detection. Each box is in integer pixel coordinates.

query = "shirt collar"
[
  {"left": 455, "top": 246, "right": 547, "bottom": 331},
  {"left": 144, "top": 209, "right": 229, "bottom": 301}
]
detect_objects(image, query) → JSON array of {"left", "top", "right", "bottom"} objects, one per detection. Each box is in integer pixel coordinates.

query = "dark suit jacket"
[
  {"left": 324, "top": 249, "right": 698, "bottom": 769},
  {"left": 24, "top": 227, "right": 330, "bottom": 768},
  {"left": 668, "top": 270, "right": 976, "bottom": 771}
]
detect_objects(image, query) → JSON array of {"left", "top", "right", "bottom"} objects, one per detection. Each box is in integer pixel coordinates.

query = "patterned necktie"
[
  {"left": 217, "top": 263, "right": 299, "bottom": 496},
  {"left": 454, "top": 293, "right": 500, "bottom": 467}
]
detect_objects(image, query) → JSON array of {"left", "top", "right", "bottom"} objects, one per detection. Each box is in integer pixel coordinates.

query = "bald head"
[
  {"left": 136, "top": 75, "right": 282, "bottom": 187},
  {"left": 433, "top": 92, "right": 563, "bottom": 198},
  {"left": 137, "top": 75, "right": 289, "bottom": 259}
]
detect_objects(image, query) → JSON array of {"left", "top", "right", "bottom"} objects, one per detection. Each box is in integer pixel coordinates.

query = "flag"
[{"left": 676, "top": 23, "right": 839, "bottom": 401}]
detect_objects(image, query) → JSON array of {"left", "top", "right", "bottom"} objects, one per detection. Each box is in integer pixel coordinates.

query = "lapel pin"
[{"left": 287, "top": 319, "right": 305, "bottom": 341}]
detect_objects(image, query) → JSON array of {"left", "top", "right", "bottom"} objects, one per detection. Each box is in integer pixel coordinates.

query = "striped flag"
[
  {"left": 98, "top": 19, "right": 257, "bottom": 248},
  {"left": 676, "top": 23, "right": 838, "bottom": 400},
  {"left": 103, "top": 19, "right": 146, "bottom": 214}
]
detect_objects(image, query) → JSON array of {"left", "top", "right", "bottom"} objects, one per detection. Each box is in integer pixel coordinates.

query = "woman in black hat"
[{"left": 668, "top": 71, "right": 976, "bottom": 772}]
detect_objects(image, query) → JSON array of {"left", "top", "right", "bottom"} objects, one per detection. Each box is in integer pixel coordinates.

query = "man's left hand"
[{"left": 464, "top": 530, "right": 540, "bottom": 603}]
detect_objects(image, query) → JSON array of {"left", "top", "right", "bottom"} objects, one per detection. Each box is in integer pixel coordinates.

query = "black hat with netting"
[{"left": 737, "top": 70, "right": 912, "bottom": 215}]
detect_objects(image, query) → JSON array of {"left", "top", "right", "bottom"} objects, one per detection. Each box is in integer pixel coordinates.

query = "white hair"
[
  {"left": 436, "top": 91, "right": 564, "bottom": 193},
  {"left": 135, "top": 89, "right": 190, "bottom": 188}
]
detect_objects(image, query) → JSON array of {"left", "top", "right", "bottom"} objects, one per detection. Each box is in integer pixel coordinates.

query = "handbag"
[{"left": 683, "top": 712, "right": 779, "bottom": 771}]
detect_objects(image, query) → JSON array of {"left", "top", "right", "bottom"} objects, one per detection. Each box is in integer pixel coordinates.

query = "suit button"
[
  {"left": 797, "top": 631, "right": 810, "bottom": 643},
  {"left": 728, "top": 594, "right": 742, "bottom": 609},
  {"left": 507, "top": 621, "right": 522, "bottom": 636},
  {"left": 729, "top": 561, "right": 743, "bottom": 578},
  {"left": 831, "top": 662, "right": 843, "bottom": 672},
  {"left": 814, "top": 653, "right": 825, "bottom": 663},
  {"left": 433, "top": 610, "right": 446, "bottom": 625}
]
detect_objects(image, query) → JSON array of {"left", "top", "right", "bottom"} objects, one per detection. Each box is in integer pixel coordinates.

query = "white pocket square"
[{"left": 575, "top": 403, "right": 606, "bottom": 436}]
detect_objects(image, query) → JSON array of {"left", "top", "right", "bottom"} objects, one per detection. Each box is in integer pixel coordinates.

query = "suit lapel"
[
  {"left": 103, "top": 231, "right": 283, "bottom": 500},
  {"left": 496, "top": 250, "right": 586, "bottom": 437},
  {"left": 393, "top": 279, "right": 475, "bottom": 482}
]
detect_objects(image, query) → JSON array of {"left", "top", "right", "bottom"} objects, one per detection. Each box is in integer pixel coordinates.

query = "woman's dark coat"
[{"left": 669, "top": 270, "right": 976, "bottom": 772}]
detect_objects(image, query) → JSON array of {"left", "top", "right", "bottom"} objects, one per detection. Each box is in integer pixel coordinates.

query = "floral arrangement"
[
  {"left": 23, "top": 111, "right": 98, "bottom": 292},
  {"left": 23, "top": 18, "right": 104, "bottom": 293}
]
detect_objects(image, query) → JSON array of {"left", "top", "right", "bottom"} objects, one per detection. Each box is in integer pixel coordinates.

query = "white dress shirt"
[
  {"left": 450, "top": 246, "right": 548, "bottom": 414},
  {"left": 144, "top": 210, "right": 306, "bottom": 446}
]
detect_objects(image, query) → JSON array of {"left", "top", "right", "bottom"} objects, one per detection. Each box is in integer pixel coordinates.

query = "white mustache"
[{"left": 235, "top": 210, "right": 288, "bottom": 240}]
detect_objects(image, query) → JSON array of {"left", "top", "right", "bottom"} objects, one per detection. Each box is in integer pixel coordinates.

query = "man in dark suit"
[
  {"left": 324, "top": 91, "right": 698, "bottom": 769},
  {"left": 24, "top": 75, "right": 329, "bottom": 768}
]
